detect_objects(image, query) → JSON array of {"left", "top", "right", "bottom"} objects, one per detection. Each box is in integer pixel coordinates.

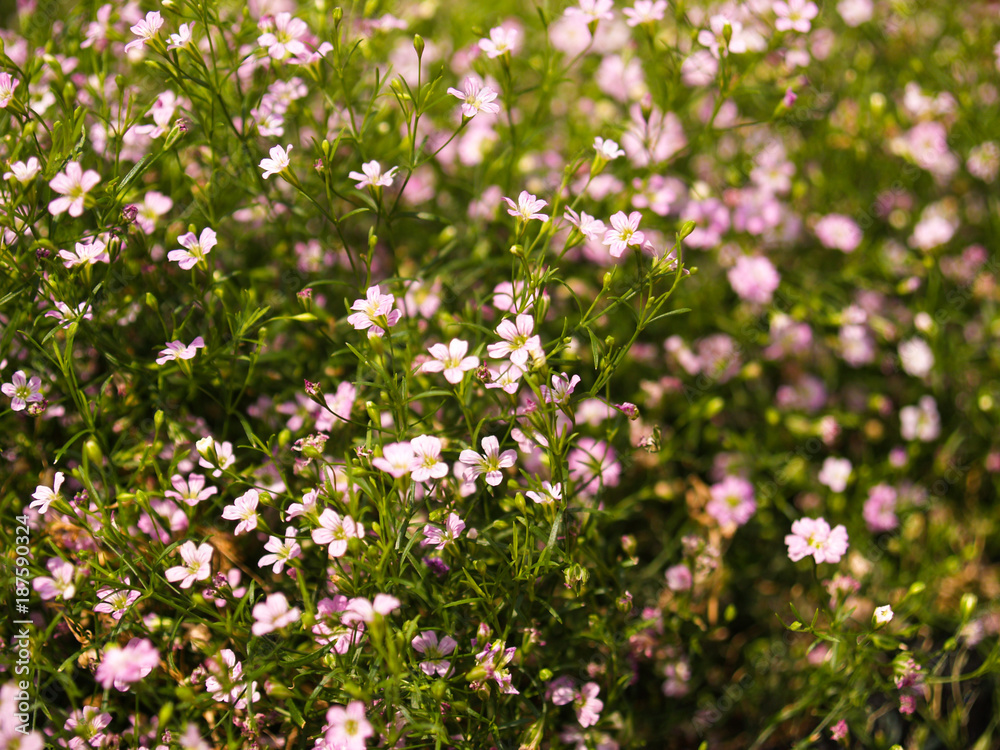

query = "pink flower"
[
  {"left": 349, "top": 160, "right": 399, "bottom": 189},
  {"left": 168, "top": 227, "right": 217, "bottom": 270},
  {"left": 422, "top": 512, "right": 466, "bottom": 550},
  {"left": 564, "top": 208, "right": 606, "bottom": 241},
  {"left": 33, "top": 558, "right": 75, "bottom": 601},
  {"left": 526, "top": 481, "right": 562, "bottom": 505},
  {"left": 448, "top": 77, "right": 500, "bottom": 118},
  {"left": 565, "top": 0, "right": 615, "bottom": 24},
  {"left": 165, "top": 541, "right": 214, "bottom": 589},
  {"left": 504, "top": 190, "right": 549, "bottom": 222},
  {"left": 4, "top": 156, "right": 39, "bottom": 182},
  {"left": 575, "top": 682, "right": 604, "bottom": 728},
  {"left": 773, "top": 0, "right": 818, "bottom": 33},
  {"left": 900, "top": 395, "right": 940, "bottom": 442},
  {"left": 459, "top": 436, "right": 517, "bottom": 487},
  {"left": 164, "top": 473, "right": 217, "bottom": 507},
  {"left": 58, "top": 238, "right": 110, "bottom": 268},
  {"left": 222, "top": 489, "right": 260, "bottom": 535},
  {"left": 259, "top": 526, "right": 302, "bottom": 573},
  {"left": 814, "top": 214, "right": 862, "bottom": 253},
  {"left": 312, "top": 509, "right": 363, "bottom": 558},
  {"left": 372, "top": 441, "right": 415, "bottom": 478},
  {"left": 167, "top": 22, "right": 196, "bottom": 50},
  {"left": 95, "top": 638, "right": 159, "bottom": 690},
  {"left": 863, "top": 484, "right": 898, "bottom": 532},
  {"left": 259, "top": 144, "right": 292, "bottom": 179},
  {"left": 65, "top": 706, "right": 111, "bottom": 747},
  {"left": 602, "top": 211, "right": 645, "bottom": 257},
  {"left": 665, "top": 564, "right": 693, "bottom": 591},
  {"left": 421, "top": 339, "right": 480, "bottom": 384},
  {"left": 135, "top": 191, "right": 174, "bottom": 234},
  {"left": 49, "top": 161, "right": 101, "bottom": 217},
  {"left": 347, "top": 285, "right": 402, "bottom": 338},
  {"left": 830, "top": 719, "right": 849, "bottom": 741},
  {"left": 706, "top": 475, "right": 756, "bottom": 527},
  {"left": 156, "top": 336, "right": 205, "bottom": 365},
  {"left": 0, "top": 72, "right": 19, "bottom": 109},
  {"left": 624, "top": 0, "right": 667, "bottom": 26},
  {"left": 409, "top": 435, "right": 448, "bottom": 483},
  {"left": 474, "top": 640, "right": 519, "bottom": 694},
  {"left": 95, "top": 578, "right": 141, "bottom": 620},
  {"left": 567, "top": 438, "right": 620, "bottom": 496},
  {"left": 257, "top": 12, "right": 309, "bottom": 60},
  {"left": 29, "top": 471, "right": 64, "bottom": 514},
  {"left": 412, "top": 631, "right": 458, "bottom": 676},
  {"left": 594, "top": 137, "right": 625, "bottom": 160},
  {"left": 785, "top": 517, "right": 849, "bottom": 564},
  {"left": 252, "top": 592, "right": 301, "bottom": 635},
  {"left": 2, "top": 370, "right": 43, "bottom": 412},
  {"left": 727, "top": 255, "right": 780, "bottom": 304},
  {"left": 818, "top": 457, "right": 852, "bottom": 493},
  {"left": 124, "top": 11, "right": 164, "bottom": 53},
  {"left": 478, "top": 26, "right": 519, "bottom": 58},
  {"left": 342, "top": 594, "right": 401, "bottom": 625},
  {"left": 324, "top": 701, "right": 373, "bottom": 750},
  {"left": 487, "top": 314, "right": 542, "bottom": 367},
  {"left": 485, "top": 361, "right": 525, "bottom": 394}
]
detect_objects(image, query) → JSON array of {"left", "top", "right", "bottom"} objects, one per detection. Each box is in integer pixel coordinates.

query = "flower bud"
[
  {"left": 960, "top": 592, "right": 978, "bottom": 622},
  {"left": 413, "top": 34, "right": 425, "bottom": 59},
  {"left": 678, "top": 220, "right": 697, "bottom": 240},
  {"left": 84, "top": 437, "right": 104, "bottom": 465}
]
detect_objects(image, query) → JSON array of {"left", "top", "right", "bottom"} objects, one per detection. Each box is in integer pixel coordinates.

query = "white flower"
[
  {"left": 259, "top": 144, "right": 292, "bottom": 179},
  {"left": 874, "top": 605, "right": 894, "bottom": 628},
  {"left": 898, "top": 338, "right": 934, "bottom": 379}
]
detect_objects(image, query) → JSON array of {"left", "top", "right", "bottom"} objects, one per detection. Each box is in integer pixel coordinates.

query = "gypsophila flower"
[
  {"left": 603, "top": 211, "right": 645, "bottom": 257},
  {"left": 785, "top": 517, "right": 849, "bottom": 564},
  {"left": 564, "top": 208, "right": 607, "bottom": 241},
  {"left": 252, "top": 593, "right": 301, "bottom": 635},
  {"left": 156, "top": 336, "right": 205, "bottom": 365},
  {"left": 259, "top": 526, "right": 302, "bottom": 573},
  {"left": 409, "top": 435, "right": 449, "bottom": 483},
  {"left": 95, "top": 579, "right": 141, "bottom": 620},
  {"left": 58, "top": 239, "right": 110, "bottom": 268},
  {"left": 488, "top": 314, "right": 543, "bottom": 368},
  {"left": 349, "top": 160, "right": 398, "bottom": 189},
  {"left": 421, "top": 339, "right": 480, "bottom": 384},
  {"left": 168, "top": 227, "right": 217, "bottom": 270},
  {"left": 624, "top": 0, "right": 667, "bottom": 25},
  {"left": 448, "top": 77, "right": 501, "bottom": 118},
  {"left": 312, "top": 509, "right": 364, "bottom": 558},
  {"left": 167, "top": 22, "right": 196, "bottom": 49},
  {"left": 0, "top": 72, "right": 19, "bottom": 108},
  {"left": 48, "top": 162, "right": 101, "bottom": 217},
  {"left": 259, "top": 144, "right": 292, "bottom": 179},
  {"left": 594, "top": 137, "right": 625, "bottom": 160},
  {"left": 474, "top": 639, "right": 519, "bottom": 694},
  {"left": 347, "top": 284, "right": 402, "bottom": 338},
  {"left": 258, "top": 12, "right": 309, "bottom": 60},
  {"left": 95, "top": 638, "right": 159, "bottom": 690},
  {"left": 2, "top": 370, "right": 43, "bottom": 412},
  {"left": 29, "top": 471, "right": 65, "bottom": 513},
  {"left": 164, "top": 473, "right": 218, "bottom": 507},
  {"left": 706, "top": 475, "right": 756, "bottom": 528},
  {"left": 412, "top": 631, "right": 458, "bottom": 677},
  {"left": 3, "top": 156, "right": 40, "bottom": 182},
  {"left": 222, "top": 489, "right": 261, "bottom": 535},
  {"left": 124, "top": 11, "right": 164, "bottom": 53},
  {"left": 479, "top": 26, "right": 518, "bottom": 58},
  {"left": 33, "top": 558, "right": 75, "bottom": 601},
  {"left": 818, "top": 457, "right": 852, "bottom": 493},
  {"left": 372, "top": 441, "right": 415, "bottom": 478},
  {"left": 504, "top": 190, "right": 549, "bottom": 222},
  {"left": 165, "top": 541, "right": 214, "bottom": 589},
  {"left": 773, "top": 0, "right": 819, "bottom": 33},
  {"left": 874, "top": 605, "right": 894, "bottom": 627},
  {"left": 324, "top": 701, "right": 373, "bottom": 750},
  {"left": 526, "top": 481, "right": 562, "bottom": 505},
  {"left": 422, "top": 513, "right": 466, "bottom": 550},
  {"left": 460, "top": 436, "right": 517, "bottom": 486}
]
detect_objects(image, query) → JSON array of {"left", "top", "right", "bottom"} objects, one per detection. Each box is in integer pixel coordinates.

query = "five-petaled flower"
[
  {"left": 459, "top": 436, "right": 517, "bottom": 486},
  {"left": 504, "top": 191, "right": 549, "bottom": 223},
  {"left": 349, "top": 160, "right": 398, "bottom": 190},
  {"left": 602, "top": 210, "right": 646, "bottom": 257},
  {"left": 165, "top": 541, "right": 214, "bottom": 589},
  {"left": 312, "top": 509, "right": 364, "bottom": 558},
  {"left": 30, "top": 471, "right": 65, "bottom": 513},
  {"left": 487, "top": 314, "right": 543, "bottom": 367},
  {"left": 222, "top": 489, "right": 261, "bottom": 535},
  {"left": 324, "top": 701, "right": 373, "bottom": 750},
  {"left": 422, "top": 512, "right": 466, "bottom": 550},
  {"left": 0, "top": 72, "right": 19, "bottom": 109},
  {"left": 785, "top": 516, "right": 849, "bottom": 564},
  {"left": 252, "top": 592, "right": 301, "bottom": 636},
  {"left": 409, "top": 435, "right": 448, "bottom": 483},
  {"left": 447, "top": 77, "right": 501, "bottom": 118},
  {"left": 259, "top": 526, "right": 302, "bottom": 573},
  {"left": 124, "top": 11, "right": 164, "bottom": 53},
  {"left": 49, "top": 162, "right": 101, "bottom": 217},
  {"left": 58, "top": 239, "right": 110, "bottom": 268},
  {"left": 412, "top": 631, "right": 458, "bottom": 677},
  {"left": 478, "top": 26, "right": 518, "bottom": 58},
  {"left": 421, "top": 339, "right": 480, "bottom": 384},
  {"left": 3, "top": 370, "right": 43, "bottom": 412},
  {"left": 347, "top": 285, "right": 402, "bottom": 338},
  {"left": 260, "top": 144, "right": 293, "bottom": 179},
  {"left": 156, "top": 336, "right": 205, "bottom": 365},
  {"left": 168, "top": 227, "right": 217, "bottom": 270}
]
